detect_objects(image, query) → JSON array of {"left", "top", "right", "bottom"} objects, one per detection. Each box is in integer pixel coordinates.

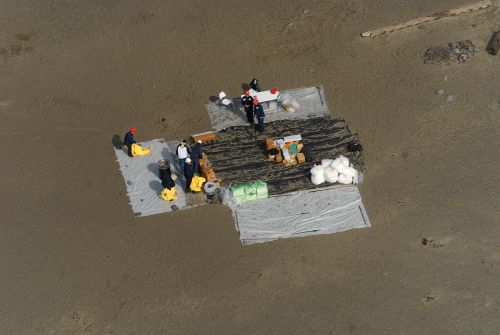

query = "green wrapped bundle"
[
  {"left": 231, "top": 184, "right": 246, "bottom": 197},
  {"left": 255, "top": 180, "right": 268, "bottom": 199},
  {"left": 232, "top": 180, "right": 268, "bottom": 203},
  {"left": 244, "top": 182, "right": 257, "bottom": 201}
]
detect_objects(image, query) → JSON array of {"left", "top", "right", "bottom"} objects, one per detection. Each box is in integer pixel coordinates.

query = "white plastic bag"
[
  {"left": 337, "top": 155, "right": 349, "bottom": 166},
  {"left": 324, "top": 166, "right": 339, "bottom": 183},
  {"left": 279, "top": 93, "right": 300, "bottom": 112},
  {"left": 311, "top": 174, "right": 325, "bottom": 185},
  {"left": 310, "top": 165, "right": 325, "bottom": 185},
  {"left": 332, "top": 155, "right": 349, "bottom": 168},
  {"left": 338, "top": 173, "right": 353, "bottom": 184},
  {"left": 310, "top": 164, "right": 324, "bottom": 176},
  {"left": 321, "top": 159, "right": 333, "bottom": 167}
]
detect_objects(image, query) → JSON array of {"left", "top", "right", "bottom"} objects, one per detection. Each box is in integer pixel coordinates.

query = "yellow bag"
[
  {"left": 161, "top": 187, "right": 176, "bottom": 201},
  {"left": 190, "top": 175, "right": 206, "bottom": 192},
  {"left": 131, "top": 143, "right": 151, "bottom": 156}
]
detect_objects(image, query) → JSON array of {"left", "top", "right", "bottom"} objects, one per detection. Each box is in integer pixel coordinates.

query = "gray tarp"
[
  {"left": 206, "top": 86, "right": 329, "bottom": 131},
  {"left": 114, "top": 139, "right": 206, "bottom": 217},
  {"left": 229, "top": 185, "right": 370, "bottom": 245}
]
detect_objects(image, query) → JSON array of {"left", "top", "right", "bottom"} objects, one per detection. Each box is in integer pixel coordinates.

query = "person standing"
[
  {"left": 249, "top": 78, "right": 260, "bottom": 92},
  {"left": 123, "top": 127, "right": 137, "bottom": 157},
  {"left": 191, "top": 140, "right": 203, "bottom": 174},
  {"left": 176, "top": 140, "right": 190, "bottom": 176},
  {"left": 184, "top": 157, "right": 195, "bottom": 191},
  {"left": 241, "top": 90, "right": 254, "bottom": 124},
  {"left": 253, "top": 98, "right": 265, "bottom": 132}
]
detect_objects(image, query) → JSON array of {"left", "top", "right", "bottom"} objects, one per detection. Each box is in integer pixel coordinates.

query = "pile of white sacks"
[{"left": 310, "top": 155, "right": 359, "bottom": 185}]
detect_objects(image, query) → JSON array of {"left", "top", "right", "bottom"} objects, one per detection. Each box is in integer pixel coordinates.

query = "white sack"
[
  {"left": 337, "top": 155, "right": 349, "bottom": 166},
  {"left": 321, "top": 159, "right": 333, "bottom": 167},
  {"left": 338, "top": 173, "right": 353, "bottom": 185},
  {"left": 324, "top": 166, "right": 339, "bottom": 183},
  {"left": 311, "top": 174, "right": 326, "bottom": 185},
  {"left": 310, "top": 165, "right": 324, "bottom": 176}
]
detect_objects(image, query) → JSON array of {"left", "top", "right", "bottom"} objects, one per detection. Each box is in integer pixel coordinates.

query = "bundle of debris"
[{"left": 424, "top": 40, "right": 478, "bottom": 64}]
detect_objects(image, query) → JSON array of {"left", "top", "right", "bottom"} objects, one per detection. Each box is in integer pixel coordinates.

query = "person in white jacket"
[{"left": 176, "top": 140, "right": 191, "bottom": 175}]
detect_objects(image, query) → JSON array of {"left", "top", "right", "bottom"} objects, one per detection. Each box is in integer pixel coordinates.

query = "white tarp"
[
  {"left": 114, "top": 139, "right": 206, "bottom": 217},
  {"left": 230, "top": 185, "right": 370, "bottom": 245},
  {"left": 206, "top": 86, "right": 329, "bottom": 131},
  {"left": 114, "top": 142, "right": 371, "bottom": 245}
]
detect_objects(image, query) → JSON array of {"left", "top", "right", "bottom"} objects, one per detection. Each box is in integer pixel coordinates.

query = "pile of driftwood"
[
  {"left": 361, "top": 0, "right": 493, "bottom": 38},
  {"left": 424, "top": 40, "right": 478, "bottom": 64}
]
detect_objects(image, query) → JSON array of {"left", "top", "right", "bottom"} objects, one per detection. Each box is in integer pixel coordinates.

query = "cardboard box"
[
  {"left": 276, "top": 151, "right": 283, "bottom": 162},
  {"left": 282, "top": 158, "right": 297, "bottom": 167},
  {"left": 297, "top": 143, "right": 304, "bottom": 152},
  {"left": 192, "top": 131, "right": 217, "bottom": 144},
  {"left": 267, "top": 145, "right": 279, "bottom": 161},
  {"left": 266, "top": 138, "right": 275, "bottom": 150},
  {"left": 297, "top": 152, "right": 305, "bottom": 163},
  {"left": 203, "top": 168, "right": 216, "bottom": 180}
]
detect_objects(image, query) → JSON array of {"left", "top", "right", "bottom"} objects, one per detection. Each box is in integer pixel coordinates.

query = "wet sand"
[{"left": 1, "top": 0, "right": 499, "bottom": 334}]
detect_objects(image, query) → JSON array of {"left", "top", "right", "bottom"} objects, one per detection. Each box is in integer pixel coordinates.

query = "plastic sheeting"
[
  {"left": 114, "top": 139, "right": 206, "bottom": 217},
  {"left": 206, "top": 86, "right": 329, "bottom": 131},
  {"left": 230, "top": 185, "right": 370, "bottom": 245}
]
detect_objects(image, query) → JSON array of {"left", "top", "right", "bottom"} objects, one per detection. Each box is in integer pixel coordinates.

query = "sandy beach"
[{"left": 1, "top": 0, "right": 499, "bottom": 333}]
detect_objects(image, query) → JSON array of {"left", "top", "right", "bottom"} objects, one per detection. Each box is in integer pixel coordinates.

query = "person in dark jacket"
[
  {"left": 176, "top": 140, "right": 191, "bottom": 177},
  {"left": 161, "top": 172, "right": 175, "bottom": 190},
  {"left": 191, "top": 140, "right": 203, "bottom": 174},
  {"left": 249, "top": 78, "right": 260, "bottom": 92},
  {"left": 123, "top": 127, "right": 137, "bottom": 157},
  {"left": 241, "top": 90, "right": 254, "bottom": 124},
  {"left": 184, "top": 157, "right": 195, "bottom": 191},
  {"left": 253, "top": 98, "right": 265, "bottom": 132},
  {"left": 160, "top": 164, "right": 176, "bottom": 190}
]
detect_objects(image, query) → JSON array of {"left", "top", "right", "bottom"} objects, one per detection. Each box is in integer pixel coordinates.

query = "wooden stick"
[{"left": 361, "top": 0, "right": 494, "bottom": 38}]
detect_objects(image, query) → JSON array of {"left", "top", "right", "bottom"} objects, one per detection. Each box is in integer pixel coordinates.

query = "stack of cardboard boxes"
[
  {"left": 266, "top": 139, "right": 283, "bottom": 162},
  {"left": 199, "top": 154, "right": 221, "bottom": 187},
  {"left": 266, "top": 137, "right": 306, "bottom": 167}
]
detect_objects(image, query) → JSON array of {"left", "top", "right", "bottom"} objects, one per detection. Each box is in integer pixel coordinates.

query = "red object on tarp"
[{"left": 270, "top": 88, "right": 279, "bottom": 94}]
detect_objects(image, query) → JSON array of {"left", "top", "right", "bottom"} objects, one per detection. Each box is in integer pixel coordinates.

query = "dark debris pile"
[
  {"left": 424, "top": 40, "right": 478, "bottom": 64},
  {"left": 203, "top": 117, "right": 364, "bottom": 195}
]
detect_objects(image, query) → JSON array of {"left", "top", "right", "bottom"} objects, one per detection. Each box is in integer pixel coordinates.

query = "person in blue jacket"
[
  {"left": 241, "top": 90, "right": 254, "bottom": 124},
  {"left": 253, "top": 98, "right": 265, "bottom": 132},
  {"left": 191, "top": 140, "right": 203, "bottom": 174},
  {"left": 123, "top": 127, "right": 137, "bottom": 157},
  {"left": 183, "top": 157, "right": 195, "bottom": 191}
]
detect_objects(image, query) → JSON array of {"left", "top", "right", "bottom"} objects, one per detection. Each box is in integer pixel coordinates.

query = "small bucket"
[{"left": 158, "top": 159, "right": 171, "bottom": 180}]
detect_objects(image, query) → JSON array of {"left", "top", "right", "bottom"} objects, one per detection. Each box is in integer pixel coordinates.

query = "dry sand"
[{"left": 1, "top": 0, "right": 499, "bottom": 334}]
